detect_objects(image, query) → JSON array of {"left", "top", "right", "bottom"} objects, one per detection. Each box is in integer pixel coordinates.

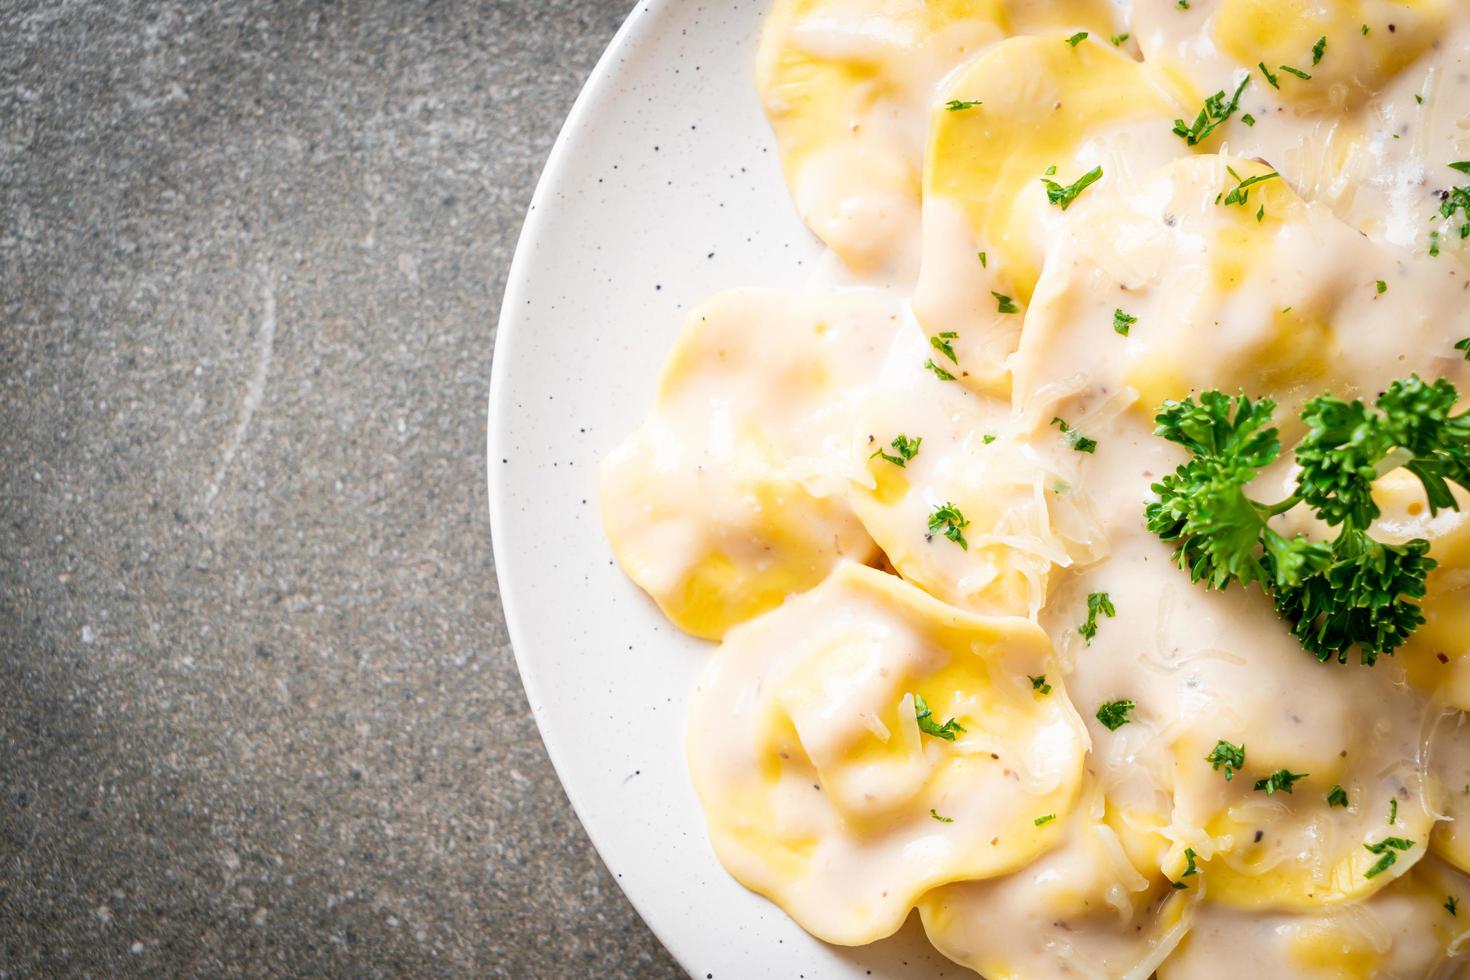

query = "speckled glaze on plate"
[{"left": 487, "top": 1, "right": 953, "bottom": 976}]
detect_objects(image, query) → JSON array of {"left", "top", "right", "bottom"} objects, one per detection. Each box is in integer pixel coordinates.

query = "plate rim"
[{"left": 485, "top": 0, "right": 693, "bottom": 972}]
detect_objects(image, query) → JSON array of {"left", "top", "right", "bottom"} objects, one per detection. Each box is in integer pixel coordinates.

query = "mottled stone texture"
[{"left": 0, "top": 1, "right": 681, "bottom": 975}]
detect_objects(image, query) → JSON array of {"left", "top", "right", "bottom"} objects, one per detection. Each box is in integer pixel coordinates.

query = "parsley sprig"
[
  {"left": 1172, "top": 75, "right": 1249, "bottom": 146},
  {"left": 1144, "top": 378, "right": 1470, "bottom": 665}
]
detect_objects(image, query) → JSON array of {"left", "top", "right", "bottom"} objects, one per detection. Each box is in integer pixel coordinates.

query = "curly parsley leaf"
[
  {"left": 1328, "top": 784, "right": 1350, "bottom": 807},
  {"left": 945, "top": 99, "right": 982, "bottom": 111},
  {"left": 1145, "top": 379, "right": 1469, "bottom": 665},
  {"left": 992, "top": 291, "right": 1020, "bottom": 315},
  {"left": 1114, "top": 308, "right": 1137, "bottom": 336}
]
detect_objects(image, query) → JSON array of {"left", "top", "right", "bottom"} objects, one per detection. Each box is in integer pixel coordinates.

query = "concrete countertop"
[{"left": 1, "top": 1, "right": 682, "bottom": 975}]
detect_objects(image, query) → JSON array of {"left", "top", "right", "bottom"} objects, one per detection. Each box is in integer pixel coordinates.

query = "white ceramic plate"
[{"left": 488, "top": 1, "right": 954, "bottom": 976}]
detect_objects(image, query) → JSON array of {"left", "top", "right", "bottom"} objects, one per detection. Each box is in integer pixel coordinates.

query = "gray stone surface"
[{"left": 0, "top": 1, "right": 682, "bottom": 975}]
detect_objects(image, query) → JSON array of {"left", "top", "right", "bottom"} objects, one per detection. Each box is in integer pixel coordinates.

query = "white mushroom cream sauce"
[{"left": 601, "top": 0, "right": 1470, "bottom": 975}]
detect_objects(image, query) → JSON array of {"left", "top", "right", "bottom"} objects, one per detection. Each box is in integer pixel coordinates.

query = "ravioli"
[
  {"left": 912, "top": 34, "right": 1190, "bottom": 394},
  {"left": 846, "top": 318, "right": 1106, "bottom": 618},
  {"left": 919, "top": 786, "right": 1196, "bottom": 979},
  {"left": 757, "top": 0, "right": 1118, "bottom": 273},
  {"left": 1134, "top": 0, "right": 1470, "bottom": 244},
  {"left": 1013, "top": 154, "right": 1470, "bottom": 417},
  {"left": 686, "top": 562, "right": 1087, "bottom": 945},
  {"left": 601, "top": 289, "right": 898, "bottom": 640},
  {"left": 1158, "top": 858, "right": 1470, "bottom": 979}
]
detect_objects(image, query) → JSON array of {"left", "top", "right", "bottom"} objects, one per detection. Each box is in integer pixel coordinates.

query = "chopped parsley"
[
  {"left": 914, "top": 694, "right": 966, "bottom": 741},
  {"left": 1280, "top": 64, "right": 1312, "bottom": 80},
  {"left": 1254, "top": 769, "right": 1308, "bottom": 795},
  {"left": 1099, "top": 702, "right": 1128, "bottom": 731},
  {"left": 1096, "top": 699, "right": 1134, "bottom": 731},
  {"left": 1431, "top": 229, "right": 1441, "bottom": 257},
  {"left": 1449, "top": 896, "right": 1460, "bottom": 916},
  {"left": 1388, "top": 799, "right": 1399, "bottom": 824},
  {"left": 1028, "top": 673, "right": 1053, "bottom": 695},
  {"left": 992, "top": 291, "right": 1020, "bottom": 314},
  {"left": 1438, "top": 162, "right": 1470, "bottom": 240},
  {"left": 1415, "top": 93, "right": 1424, "bottom": 105},
  {"left": 1457, "top": 338, "right": 1470, "bottom": 361},
  {"left": 1376, "top": 279, "right": 1388, "bottom": 294},
  {"left": 978, "top": 250, "right": 987, "bottom": 268},
  {"left": 1362, "top": 836, "right": 1415, "bottom": 879},
  {"left": 1113, "top": 308, "right": 1137, "bottom": 336},
  {"left": 1312, "top": 35, "right": 1327, "bottom": 65},
  {"left": 930, "top": 808, "right": 954, "bottom": 823},
  {"left": 1034, "top": 813, "right": 1057, "bottom": 826},
  {"left": 1259, "top": 62, "right": 1280, "bottom": 89},
  {"left": 1366, "top": 836, "right": 1416, "bottom": 852},
  {"left": 1221, "top": 166, "right": 1279, "bottom": 207},
  {"left": 983, "top": 433, "right": 997, "bottom": 445},
  {"left": 945, "top": 99, "right": 982, "bottom": 111},
  {"left": 928, "top": 502, "right": 971, "bottom": 550},
  {"left": 1042, "top": 165, "right": 1104, "bottom": 210},
  {"left": 1327, "top": 784, "right": 1350, "bottom": 807},
  {"left": 1364, "top": 852, "right": 1398, "bottom": 878},
  {"left": 1242, "top": 112, "right": 1256, "bottom": 126},
  {"left": 1205, "top": 740, "right": 1246, "bottom": 781},
  {"left": 1182, "top": 847, "right": 1199, "bottom": 877},
  {"left": 1176, "top": 0, "right": 1190, "bottom": 8},
  {"left": 871, "top": 434, "right": 922, "bottom": 467},
  {"left": 1362, "top": 23, "right": 1370, "bottom": 35},
  {"left": 1078, "top": 591, "right": 1116, "bottom": 644},
  {"left": 1065, "top": 31, "right": 1088, "bottom": 47},
  {"left": 1110, "top": 32, "right": 1130, "bottom": 46},
  {"left": 930, "top": 331, "right": 959, "bottom": 364},
  {"left": 924, "top": 358, "right": 956, "bottom": 381},
  {"left": 1051, "top": 417, "right": 1098, "bottom": 453},
  {"left": 1143, "top": 379, "right": 1470, "bottom": 665},
  {"left": 1172, "top": 75, "right": 1249, "bottom": 146}
]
